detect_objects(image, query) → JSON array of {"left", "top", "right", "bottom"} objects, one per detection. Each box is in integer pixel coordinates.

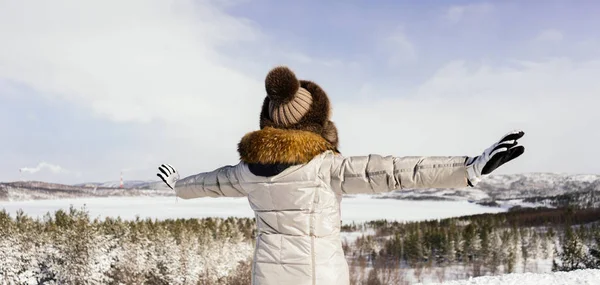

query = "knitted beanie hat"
[
  {"left": 259, "top": 66, "right": 340, "bottom": 150},
  {"left": 267, "top": 86, "right": 313, "bottom": 126}
]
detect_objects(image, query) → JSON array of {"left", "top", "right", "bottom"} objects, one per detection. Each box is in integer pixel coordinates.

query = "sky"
[{"left": 1, "top": 0, "right": 599, "bottom": 184}]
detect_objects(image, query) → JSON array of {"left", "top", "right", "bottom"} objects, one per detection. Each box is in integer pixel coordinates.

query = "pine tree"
[
  {"left": 462, "top": 224, "right": 476, "bottom": 263},
  {"left": 521, "top": 228, "right": 530, "bottom": 272},
  {"left": 586, "top": 228, "right": 600, "bottom": 269},
  {"left": 403, "top": 229, "right": 423, "bottom": 267},
  {"left": 477, "top": 223, "right": 490, "bottom": 275},
  {"left": 529, "top": 230, "right": 542, "bottom": 272},
  {"left": 444, "top": 235, "right": 456, "bottom": 264},
  {"left": 501, "top": 230, "right": 516, "bottom": 273},
  {"left": 488, "top": 231, "right": 502, "bottom": 275},
  {"left": 512, "top": 226, "right": 523, "bottom": 272},
  {"left": 543, "top": 229, "right": 556, "bottom": 260},
  {"left": 553, "top": 225, "right": 587, "bottom": 272}
]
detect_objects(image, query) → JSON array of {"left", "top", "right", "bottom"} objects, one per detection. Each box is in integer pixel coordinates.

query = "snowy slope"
[
  {"left": 0, "top": 195, "right": 505, "bottom": 224},
  {"left": 0, "top": 181, "right": 172, "bottom": 201},
  {"left": 75, "top": 180, "right": 156, "bottom": 188},
  {"left": 380, "top": 173, "right": 600, "bottom": 202},
  {"left": 477, "top": 173, "right": 600, "bottom": 200},
  {"left": 421, "top": 269, "right": 600, "bottom": 285},
  {"left": 3, "top": 173, "right": 599, "bottom": 205},
  {"left": 87, "top": 173, "right": 599, "bottom": 199}
]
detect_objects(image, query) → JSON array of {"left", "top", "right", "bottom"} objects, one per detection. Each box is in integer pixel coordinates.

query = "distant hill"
[
  {"left": 371, "top": 173, "right": 600, "bottom": 209},
  {"left": 0, "top": 180, "right": 171, "bottom": 201},
  {"left": 74, "top": 180, "right": 157, "bottom": 189},
  {"left": 2, "top": 173, "right": 599, "bottom": 208}
]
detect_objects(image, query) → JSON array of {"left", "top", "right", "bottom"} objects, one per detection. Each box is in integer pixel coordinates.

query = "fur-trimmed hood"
[{"left": 237, "top": 127, "right": 337, "bottom": 165}]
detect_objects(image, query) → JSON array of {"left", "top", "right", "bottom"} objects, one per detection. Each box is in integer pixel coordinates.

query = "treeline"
[
  {"left": 523, "top": 190, "right": 600, "bottom": 209},
  {"left": 458, "top": 205, "right": 600, "bottom": 228},
  {"left": 342, "top": 206, "right": 600, "bottom": 284},
  {"left": 0, "top": 207, "right": 256, "bottom": 284},
  {"left": 2, "top": 205, "right": 600, "bottom": 284}
]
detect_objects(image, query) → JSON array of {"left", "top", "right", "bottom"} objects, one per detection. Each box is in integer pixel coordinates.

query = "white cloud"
[
  {"left": 1, "top": 0, "right": 599, "bottom": 183},
  {"left": 0, "top": 0, "right": 364, "bottom": 183},
  {"left": 0, "top": 0, "right": 276, "bottom": 183},
  {"left": 534, "top": 29, "right": 564, "bottom": 42},
  {"left": 333, "top": 58, "right": 600, "bottom": 175},
  {"left": 445, "top": 3, "right": 493, "bottom": 23},
  {"left": 0, "top": 0, "right": 264, "bottom": 128},
  {"left": 574, "top": 38, "right": 600, "bottom": 57},
  {"left": 382, "top": 27, "right": 417, "bottom": 65},
  {"left": 19, "top": 162, "right": 71, "bottom": 175}
]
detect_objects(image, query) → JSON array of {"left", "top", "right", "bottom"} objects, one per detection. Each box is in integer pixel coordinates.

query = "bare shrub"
[
  {"left": 224, "top": 259, "right": 252, "bottom": 285},
  {"left": 435, "top": 266, "right": 446, "bottom": 283}
]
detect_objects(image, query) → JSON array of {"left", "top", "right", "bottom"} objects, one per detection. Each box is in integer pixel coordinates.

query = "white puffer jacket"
[{"left": 174, "top": 148, "right": 468, "bottom": 285}]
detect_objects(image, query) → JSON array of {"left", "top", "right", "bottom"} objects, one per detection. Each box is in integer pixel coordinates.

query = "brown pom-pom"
[{"left": 265, "top": 66, "right": 300, "bottom": 103}]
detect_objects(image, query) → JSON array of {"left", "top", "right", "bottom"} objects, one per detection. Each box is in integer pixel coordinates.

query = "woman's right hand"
[
  {"left": 157, "top": 164, "right": 180, "bottom": 190},
  {"left": 466, "top": 130, "right": 525, "bottom": 186}
]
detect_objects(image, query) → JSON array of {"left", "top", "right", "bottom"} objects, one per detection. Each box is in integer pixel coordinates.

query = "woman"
[{"left": 157, "top": 66, "right": 525, "bottom": 285}]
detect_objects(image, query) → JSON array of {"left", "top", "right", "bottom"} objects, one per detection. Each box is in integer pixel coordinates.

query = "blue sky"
[{"left": 1, "top": 0, "right": 599, "bottom": 184}]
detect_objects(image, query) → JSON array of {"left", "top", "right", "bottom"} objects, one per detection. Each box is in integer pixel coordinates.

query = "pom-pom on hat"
[
  {"left": 259, "top": 66, "right": 340, "bottom": 150},
  {"left": 265, "top": 67, "right": 313, "bottom": 126}
]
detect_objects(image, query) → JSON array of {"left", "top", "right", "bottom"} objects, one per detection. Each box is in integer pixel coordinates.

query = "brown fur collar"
[{"left": 237, "top": 127, "right": 337, "bottom": 164}]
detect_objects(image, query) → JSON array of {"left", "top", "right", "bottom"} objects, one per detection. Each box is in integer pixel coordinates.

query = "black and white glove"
[
  {"left": 157, "top": 164, "right": 179, "bottom": 190},
  {"left": 466, "top": 130, "right": 525, "bottom": 186}
]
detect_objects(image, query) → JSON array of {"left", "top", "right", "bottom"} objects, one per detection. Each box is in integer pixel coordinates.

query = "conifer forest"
[{"left": 1, "top": 205, "right": 599, "bottom": 284}]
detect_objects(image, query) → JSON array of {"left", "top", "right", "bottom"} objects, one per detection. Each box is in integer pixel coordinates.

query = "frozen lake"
[{"left": 0, "top": 195, "right": 506, "bottom": 224}]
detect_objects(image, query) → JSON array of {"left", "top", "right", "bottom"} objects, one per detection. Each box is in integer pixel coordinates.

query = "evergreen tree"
[
  {"left": 478, "top": 223, "right": 490, "bottom": 273},
  {"left": 512, "top": 226, "right": 523, "bottom": 272},
  {"left": 529, "top": 230, "right": 542, "bottom": 272},
  {"left": 462, "top": 224, "right": 476, "bottom": 263},
  {"left": 488, "top": 231, "right": 503, "bottom": 274},
  {"left": 521, "top": 228, "right": 530, "bottom": 272},
  {"left": 585, "top": 229, "right": 600, "bottom": 269},
  {"left": 444, "top": 234, "right": 456, "bottom": 264},
  {"left": 543, "top": 229, "right": 556, "bottom": 260},
  {"left": 553, "top": 225, "right": 587, "bottom": 272},
  {"left": 403, "top": 229, "right": 423, "bottom": 267},
  {"left": 502, "top": 230, "right": 516, "bottom": 273}
]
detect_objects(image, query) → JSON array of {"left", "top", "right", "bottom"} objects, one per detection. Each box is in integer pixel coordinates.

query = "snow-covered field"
[
  {"left": 0, "top": 194, "right": 506, "bottom": 223},
  {"left": 421, "top": 269, "right": 600, "bottom": 285}
]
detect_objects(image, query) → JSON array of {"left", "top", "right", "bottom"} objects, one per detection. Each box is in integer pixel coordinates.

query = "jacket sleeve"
[
  {"left": 173, "top": 164, "right": 246, "bottom": 199},
  {"left": 328, "top": 154, "right": 469, "bottom": 194}
]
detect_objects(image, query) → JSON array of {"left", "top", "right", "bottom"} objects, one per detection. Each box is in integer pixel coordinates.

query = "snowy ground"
[
  {"left": 340, "top": 228, "right": 377, "bottom": 244},
  {"left": 368, "top": 260, "right": 558, "bottom": 284},
  {"left": 0, "top": 194, "right": 505, "bottom": 224},
  {"left": 420, "top": 269, "right": 600, "bottom": 285}
]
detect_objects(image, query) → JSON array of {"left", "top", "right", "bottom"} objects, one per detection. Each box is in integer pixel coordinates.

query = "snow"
[
  {"left": 340, "top": 228, "right": 377, "bottom": 244},
  {"left": 492, "top": 199, "right": 548, "bottom": 209},
  {"left": 75, "top": 180, "right": 156, "bottom": 188},
  {"left": 477, "top": 173, "right": 600, "bottom": 200},
  {"left": 0, "top": 195, "right": 505, "bottom": 224},
  {"left": 341, "top": 195, "right": 505, "bottom": 223},
  {"left": 420, "top": 269, "right": 600, "bottom": 285},
  {"left": 0, "top": 196, "right": 255, "bottom": 221},
  {"left": 379, "top": 187, "right": 491, "bottom": 202}
]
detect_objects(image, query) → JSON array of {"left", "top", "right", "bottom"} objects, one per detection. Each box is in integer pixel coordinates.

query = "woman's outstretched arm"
[
  {"left": 327, "top": 154, "right": 469, "bottom": 194},
  {"left": 156, "top": 164, "right": 247, "bottom": 199},
  {"left": 327, "top": 130, "right": 525, "bottom": 194}
]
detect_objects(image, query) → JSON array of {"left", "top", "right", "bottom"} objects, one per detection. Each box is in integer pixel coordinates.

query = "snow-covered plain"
[
  {"left": 0, "top": 194, "right": 506, "bottom": 223},
  {"left": 420, "top": 269, "right": 600, "bottom": 285}
]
